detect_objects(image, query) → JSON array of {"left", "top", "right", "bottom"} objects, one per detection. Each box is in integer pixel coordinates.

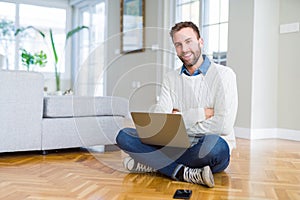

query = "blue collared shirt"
[{"left": 180, "top": 55, "right": 211, "bottom": 76}]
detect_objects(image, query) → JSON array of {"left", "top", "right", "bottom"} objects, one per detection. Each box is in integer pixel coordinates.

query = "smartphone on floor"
[{"left": 173, "top": 189, "right": 192, "bottom": 199}]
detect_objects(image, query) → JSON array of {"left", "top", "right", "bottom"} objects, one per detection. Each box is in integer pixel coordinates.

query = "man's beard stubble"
[{"left": 179, "top": 44, "right": 202, "bottom": 67}]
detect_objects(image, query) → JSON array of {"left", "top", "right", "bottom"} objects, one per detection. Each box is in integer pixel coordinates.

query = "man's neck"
[{"left": 186, "top": 55, "right": 204, "bottom": 75}]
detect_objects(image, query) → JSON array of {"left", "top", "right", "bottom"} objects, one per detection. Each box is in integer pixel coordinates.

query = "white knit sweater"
[{"left": 155, "top": 61, "right": 238, "bottom": 152}]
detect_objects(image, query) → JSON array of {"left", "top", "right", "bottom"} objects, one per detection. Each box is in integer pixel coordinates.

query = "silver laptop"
[{"left": 130, "top": 112, "right": 191, "bottom": 148}]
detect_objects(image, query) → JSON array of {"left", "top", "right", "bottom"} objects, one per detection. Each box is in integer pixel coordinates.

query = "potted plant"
[
  {"left": 14, "top": 26, "right": 46, "bottom": 71},
  {"left": 16, "top": 25, "right": 88, "bottom": 92},
  {"left": 20, "top": 48, "right": 47, "bottom": 71}
]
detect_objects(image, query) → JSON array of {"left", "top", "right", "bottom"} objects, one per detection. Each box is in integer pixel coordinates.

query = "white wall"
[
  {"left": 227, "top": 0, "right": 280, "bottom": 130},
  {"left": 227, "top": 0, "right": 254, "bottom": 128},
  {"left": 278, "top": 0, "right": 300, "bottom": 130},
  {"left": 227, "top": 0, "right": 300, "bottom": 140},
  {"left": 251, "top": 0, "right": 279, "bottom": 129},
  {"left": 106, "top": 0, "right": 167, "bottom": 112}
]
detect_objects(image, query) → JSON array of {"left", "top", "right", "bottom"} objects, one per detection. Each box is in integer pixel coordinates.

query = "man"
[{"left": 116, "top": 21, "right": 238, "bottom": 188}]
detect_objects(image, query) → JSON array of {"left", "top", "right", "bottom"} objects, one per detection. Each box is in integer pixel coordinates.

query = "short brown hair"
[{"left": 169, "top": 21, "right": 201, "bottom": 40}]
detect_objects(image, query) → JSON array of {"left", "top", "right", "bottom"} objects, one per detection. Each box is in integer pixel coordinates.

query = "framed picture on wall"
[{"left": 120, "top": 0, "right": 145, "bottom": 53}]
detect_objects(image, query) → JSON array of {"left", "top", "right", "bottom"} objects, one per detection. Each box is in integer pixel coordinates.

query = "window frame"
[
  {"left": 201, "top": 0, "right": 229, "bottom": 65},
  {"left": 1, "top": 0, "right": 72, "bottom": 80},
  {"left": 173, "top": 0, "right": 229, "bottom": 67},
  {"left": 70, "top": 0, "right": 107, "bottom": 96}
]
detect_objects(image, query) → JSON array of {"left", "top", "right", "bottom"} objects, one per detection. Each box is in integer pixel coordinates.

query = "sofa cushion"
[
  {"left": 42, "top": 116, "right": 124, "bottom": 150},
  {"left": 43, "top": 95, "right": 129, "bottom": 118}
]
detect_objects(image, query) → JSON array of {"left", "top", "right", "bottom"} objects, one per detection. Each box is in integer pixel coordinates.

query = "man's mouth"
[{"left": 182, "top": 52, "right": 192, "bottom": 60}]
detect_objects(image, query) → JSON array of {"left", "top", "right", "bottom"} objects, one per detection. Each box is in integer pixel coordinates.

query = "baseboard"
[
  {"left": 234, "top": 127, "right": 300, "bottom": 141},
  {"left": 276, "top": 128, "right": 300, "bottom": 141}
]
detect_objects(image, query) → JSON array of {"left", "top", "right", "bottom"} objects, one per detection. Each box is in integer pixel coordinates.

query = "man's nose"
[{"left": 182, "top": 43, "right": 189, "bottom": 52}]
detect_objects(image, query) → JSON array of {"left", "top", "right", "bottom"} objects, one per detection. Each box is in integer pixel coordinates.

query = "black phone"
[{"left": 173, "top": 189, "right": 192, "bottom": 199}]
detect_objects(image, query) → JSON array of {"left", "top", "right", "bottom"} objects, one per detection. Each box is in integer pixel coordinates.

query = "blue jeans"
[{"left": 116, "top": 128, "right": 230, "bottom": 179}]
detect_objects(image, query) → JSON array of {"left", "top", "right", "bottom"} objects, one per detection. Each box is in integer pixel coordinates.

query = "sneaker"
[
  {"left": 123, "top": 157, "right": 156, "bottom": 173},
  {"left": 183, "top": 166, "right": 215, "bottom": 188}
]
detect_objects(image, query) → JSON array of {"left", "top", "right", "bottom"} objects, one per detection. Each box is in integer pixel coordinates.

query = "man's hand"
[
  {"left": 205, "top": 108, "right": 214, "bottom": 119},
  {"left": 172, "top": 108, "right": 180, "bottom": 114},
  {"left": 173, "top": 108, "right": 214, "bottom": 119}
]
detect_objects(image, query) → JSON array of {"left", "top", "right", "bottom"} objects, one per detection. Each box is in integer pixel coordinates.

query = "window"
[
  {"left": 19, "top": 4, "right": 67, "bottom": 73},
  {"left": 175, "top": 0, "right": 229, "bottom": 66},
  {"left": 176, "top": 0, "right": 200, "bottom": 25},
  {"left": 202, "top": 0, "right": 229, "bottom": 65},
  {"left": 0, "top": 2, "right": 16, "bottom": 70},
  {"left": 72, "top": 0, "right": 106, "bottom": 96},
  {"left": 0, "top": 1, "right": 69, "bottom": 76}
]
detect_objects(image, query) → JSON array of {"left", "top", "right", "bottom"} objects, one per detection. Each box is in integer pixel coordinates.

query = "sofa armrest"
[{"left": 0, "top": 70, "right": 44, "bottom": 152}]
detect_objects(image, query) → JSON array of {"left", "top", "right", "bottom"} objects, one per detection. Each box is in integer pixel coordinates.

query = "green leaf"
[
  {"left": 14, "top": 27, "right": 26, "bottom": 36},
  {"left": 66, "top": 26, "right": 89, "bottom": 41},
  {"left": 14, "top": 26, "right": 45, "bottom": 38},
  {"left": 50, "top": 29, "right": 58, "bottom": 64},
  {"left": 34, "top": 50, "right": 47, "bottom": 67},
  {"left": 20, "top": 48, "right": 34, "bottom": 71}
]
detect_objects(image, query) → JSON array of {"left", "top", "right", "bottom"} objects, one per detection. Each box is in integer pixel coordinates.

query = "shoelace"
[
  {"left": 134, "top": 162, "right": 155, "bottom": 172},
  {"left": 184, "top": 168, "right": 204, "bottom": 184}
]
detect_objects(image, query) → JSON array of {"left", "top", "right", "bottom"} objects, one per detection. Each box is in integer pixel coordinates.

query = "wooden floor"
[{"left": 0, "top": 138, "right": 299, "bottom": 200}]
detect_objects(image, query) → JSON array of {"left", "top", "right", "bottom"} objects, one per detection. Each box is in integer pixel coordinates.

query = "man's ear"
[
  {"left": 198, "top": 37, "right": 204, "bottom": 45},
  {"left": 198, "top": 37, "right": 204, "bottom": 48}
]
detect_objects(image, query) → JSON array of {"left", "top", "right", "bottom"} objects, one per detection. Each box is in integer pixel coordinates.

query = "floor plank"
[{"left": 0, "top": 138, "right": 299, "bottom": 200}]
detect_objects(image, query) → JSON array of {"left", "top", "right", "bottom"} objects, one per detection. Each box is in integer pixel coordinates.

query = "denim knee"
[
  {"left": 204, "top": 135, "right": 228, "bottom": 152},
  {"left": 116, "top": 128, "right": 137, "bottom": 151},
  {"left": 116, "top": 128, "right": 130, "bottom": 146},
  {"left": 205, "top": 135, "right": 230, "bottom": 172},
  {"left": 215, "top": 136, "right": 230, "bottom": 156},
  {"left": 206, "top": 135, "right": 229, "bottom": 158}
]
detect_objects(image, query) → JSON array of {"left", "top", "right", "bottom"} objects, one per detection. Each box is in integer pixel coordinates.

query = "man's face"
[{"left": 172, "top": 27, "right": 203, "bottom": 67}]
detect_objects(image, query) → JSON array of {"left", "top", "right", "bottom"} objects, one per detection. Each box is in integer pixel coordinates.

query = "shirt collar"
[{"left": 180, "top": 54, "right": 211, "bottom": 76}]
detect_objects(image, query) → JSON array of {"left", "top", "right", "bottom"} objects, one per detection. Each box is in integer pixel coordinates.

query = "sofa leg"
[
  {"left": 41, "top": 150, "right": 48, "bottom": 155},
  {"left": 104, "top": 144, "right": 120, "bottom": 152}
]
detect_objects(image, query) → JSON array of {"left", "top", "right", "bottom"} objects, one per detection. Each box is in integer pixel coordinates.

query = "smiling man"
[
  {"left": 173, "top": 23, "right": 203, "bottom": 71},
  {"left": 116, "top": 21, "right": 238, "bottom": 188}
]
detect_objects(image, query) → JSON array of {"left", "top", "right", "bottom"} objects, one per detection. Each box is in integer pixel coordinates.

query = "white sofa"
[{"left": 0, "top": 70, "right": 129, "bottom": 153}]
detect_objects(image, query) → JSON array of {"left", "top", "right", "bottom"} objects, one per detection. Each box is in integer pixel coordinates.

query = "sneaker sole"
[
  {"left": 123, "top": 157, "right": 156, "bottom": 173},
  {"left": 123, "top": 157, "right": 135, "bottom": 172},
  {"left": 202, "top": 166, "right": 215, "bottom": 188}
]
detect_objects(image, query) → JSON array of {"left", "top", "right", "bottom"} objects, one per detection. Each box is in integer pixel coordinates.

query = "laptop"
[{"left": 130, "top": 112, "right": 191, "bottom": 148}]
